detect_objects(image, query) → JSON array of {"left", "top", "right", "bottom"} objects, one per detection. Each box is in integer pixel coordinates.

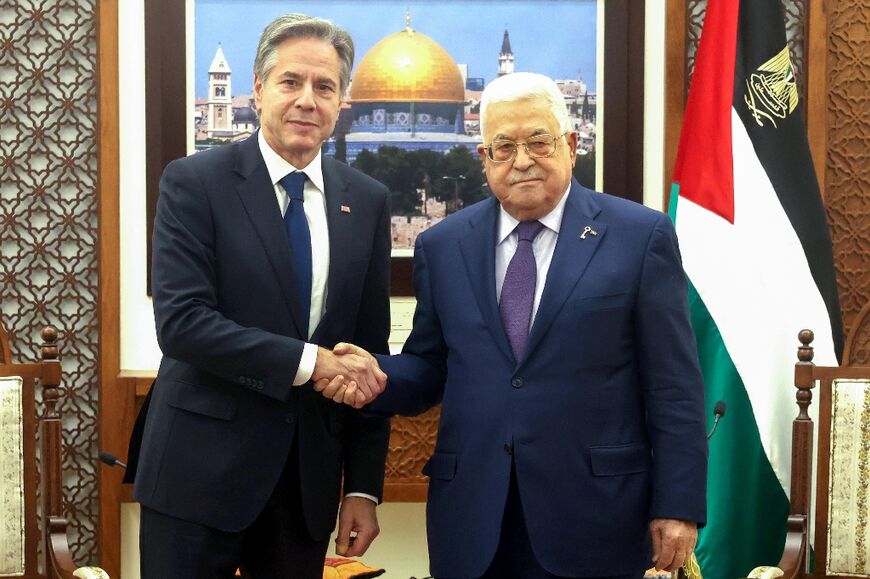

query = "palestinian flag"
[{"left": 668, "top": 1, "right": 844, "bottom": 579}]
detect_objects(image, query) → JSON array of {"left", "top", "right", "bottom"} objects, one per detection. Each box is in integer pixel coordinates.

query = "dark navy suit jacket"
[
  {"left": 134, "top": 134, "right": 391, "bottom": 540},
  {"left": 371, "top": 181, "right": 707, "bottom": 578}
]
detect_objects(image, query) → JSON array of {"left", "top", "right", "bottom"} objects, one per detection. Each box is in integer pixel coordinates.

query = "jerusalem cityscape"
[{"left": 194, "top": 12, "right": 597, "bottom": 250}]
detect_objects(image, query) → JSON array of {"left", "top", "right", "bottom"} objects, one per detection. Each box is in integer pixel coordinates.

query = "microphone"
[
  {"left": 99, "top": 451, "right": 127, "bottom": 469},
  {"left": 706, "top": 400, "right": 726, "bottom": 441}
]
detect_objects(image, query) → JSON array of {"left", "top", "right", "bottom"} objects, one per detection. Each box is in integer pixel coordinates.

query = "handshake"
[{"left": 311, "top": 343, "right": 387, "bottom": 409}]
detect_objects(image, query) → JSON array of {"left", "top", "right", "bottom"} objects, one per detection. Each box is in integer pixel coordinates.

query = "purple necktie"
[{"left": 500, "top": 220, "right": 544, "bottom": 360}]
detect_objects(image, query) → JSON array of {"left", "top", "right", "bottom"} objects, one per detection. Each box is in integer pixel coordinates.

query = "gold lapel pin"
[
  {"left": 580, "top": 225, "right": 598, "bottom": 240},
  {"left": 340, "top": 205, "right": 351, "bottom": 214}
]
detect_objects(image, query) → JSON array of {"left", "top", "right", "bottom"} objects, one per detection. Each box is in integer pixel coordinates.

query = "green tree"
[
  {"left": 352, "top": 145, "right": 488, "bottom": 215},
  {"left": 440, "top": 147, "right": 487, "bottom": 209}
]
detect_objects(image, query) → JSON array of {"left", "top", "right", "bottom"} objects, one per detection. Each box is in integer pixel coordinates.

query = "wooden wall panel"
[
  {"left": 97, "top": 0, "right": 124, "bottom": 575},
  {"left": 825, "top": 0, "right": 870, "bottom": 340},
  {"left": 384, "top": 410, "right": 441, "bottom": 501}
]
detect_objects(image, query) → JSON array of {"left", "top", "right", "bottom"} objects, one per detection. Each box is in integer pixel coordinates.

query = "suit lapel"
[
  {"left": 459, "top": 198, "right": 514, "bottom": 363},
  {"left": 315, "top": 157, "right": 353, "bottom": 340},
  {"left": 521, "top": 181, "right": 606, "bottom": 365},
  {"left": 233, "top": 136, "right": 307, "bottom": 337}
]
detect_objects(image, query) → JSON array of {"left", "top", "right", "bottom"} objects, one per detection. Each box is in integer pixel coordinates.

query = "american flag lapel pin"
[{"left": 340, "top": 205, "right": 351, "bottom": 214}]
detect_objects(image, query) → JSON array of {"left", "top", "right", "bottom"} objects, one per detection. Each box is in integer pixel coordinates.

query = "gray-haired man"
[{"left": 133, "top": 13, "right": 391, "bottom": 578}]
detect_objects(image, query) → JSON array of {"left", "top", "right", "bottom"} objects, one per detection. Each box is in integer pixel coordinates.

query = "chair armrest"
[
  {"left": 748, "top": 567, "right": 784, "bottom": 579},
  {"left": 746, "top": 514, "right": 806, "bottom": 579},
  {"left": 775, "top": 514, "right": 807, "bottom": 579},
  {"left": 46, "top": 515, "right": 110, "bottom": 579},
  {"left": 73, "top": 567, "right": 110, "bottom": 579}
]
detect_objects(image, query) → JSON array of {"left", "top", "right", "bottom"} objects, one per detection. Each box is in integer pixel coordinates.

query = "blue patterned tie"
[
  {"left": 500, "top": 220, "right": 544, "bottom": 360},
  {"left": 280, "top": 171, "right": 312, "bottom": 337}
]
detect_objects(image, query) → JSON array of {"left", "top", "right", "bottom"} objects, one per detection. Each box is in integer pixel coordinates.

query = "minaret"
[
  {"left": 497, "top": 29, "right": 514, "bottom": 77},
  {"left": 207, "top": 44, "right": 233, "bottom": 138}
]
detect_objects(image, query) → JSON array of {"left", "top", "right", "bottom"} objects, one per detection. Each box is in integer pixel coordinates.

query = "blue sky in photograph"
[{"left": 194, "top": 0, "right": 597, "bottom": 99}]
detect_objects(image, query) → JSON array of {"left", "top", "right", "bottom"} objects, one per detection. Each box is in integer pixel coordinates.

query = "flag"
[{"left": 669, "top": 2, "right": 844, "bottom": 579}]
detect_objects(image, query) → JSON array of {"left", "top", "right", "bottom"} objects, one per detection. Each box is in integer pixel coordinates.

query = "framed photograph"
[{"left": 145, "top": 0, "right": 644, "bottom": 295}]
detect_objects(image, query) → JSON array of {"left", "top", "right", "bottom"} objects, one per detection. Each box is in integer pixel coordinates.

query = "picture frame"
[{"left": 144, "top": 0, "right": 645, "bottom": 296}]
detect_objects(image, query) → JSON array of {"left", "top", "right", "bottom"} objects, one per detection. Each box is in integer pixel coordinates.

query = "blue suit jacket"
[
  {"left": 371, "top": 181, "right": 707, "bottom": 577},
  {"left": 134, "top": 134, "right": 391, "bottom": 539}
]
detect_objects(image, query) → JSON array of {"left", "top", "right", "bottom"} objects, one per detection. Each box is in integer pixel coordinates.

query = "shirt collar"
[
  {"left": 257, "top": 130, "right": 326, "bottom": 195},
  {"left": 497, "top": 182, "right": 571, "bottom": 245}
]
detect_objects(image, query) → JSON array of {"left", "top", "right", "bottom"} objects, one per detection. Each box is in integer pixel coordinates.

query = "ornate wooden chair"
[
  {"left": 0, "top": 321, "right": 108, "bottom": 578},
  {"left": 750, "top": 311, "right": 870, "bottom": 579}
]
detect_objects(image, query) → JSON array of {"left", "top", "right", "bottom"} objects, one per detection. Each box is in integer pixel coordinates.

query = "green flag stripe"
[{"left": 687, "top": 281, "right": 790, "bottom": 579}]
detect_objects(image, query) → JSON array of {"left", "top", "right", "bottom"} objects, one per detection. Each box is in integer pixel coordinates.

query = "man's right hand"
[{"left": 311, "top": 343, "right": 386, "bottom": 408}]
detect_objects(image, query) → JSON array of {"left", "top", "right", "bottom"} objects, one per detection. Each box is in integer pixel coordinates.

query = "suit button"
[
  {"left": 511, "top": 377, "right": 523, "bottom": 388},
  {"left": 285, "top": 415, "right": 295, "bottom": 425},
  {"left": 504, "top": 443, "right": 513, "bottom": 455}
]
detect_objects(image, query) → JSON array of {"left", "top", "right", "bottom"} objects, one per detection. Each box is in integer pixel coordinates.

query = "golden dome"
[{"left": 351, "top": 27, "right": 465, "bottom": 103}]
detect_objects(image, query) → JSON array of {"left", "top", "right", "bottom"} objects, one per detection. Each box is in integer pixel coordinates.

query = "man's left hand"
[
  {"left": 650, "top": 518, "right": 697, "bottom": 572},
  {"left": 314, "top": 343, "right": 385, "bottom": 408},
  {"left": 335, "top": 496, "right": 380, "bottom": 557}
]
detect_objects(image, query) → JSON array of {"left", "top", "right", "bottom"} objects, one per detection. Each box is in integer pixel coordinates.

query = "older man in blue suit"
[{"left": 319, "top": 72, "right": 707, "bottom": 579}]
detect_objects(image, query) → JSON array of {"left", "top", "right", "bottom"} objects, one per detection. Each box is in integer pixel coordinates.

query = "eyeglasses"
[{"left": 484, "top": 132, "right": 568, "bottom": 163}]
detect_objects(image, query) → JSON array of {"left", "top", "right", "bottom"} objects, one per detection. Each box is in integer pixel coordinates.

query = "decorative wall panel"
[
  {"left": 386, "top": 409, "right": 440, "bottom": 488},
  {"left": 0, "top": 0, "right": 99, "bottom": 563},
  {"left": 685, "top": 0, "right": 707, "bottom": 97},
  {"left": 848, "top": 316, "right": 870, "bottom": 367},
  {"left": 781, "top": 0, "right": 808, "bottom": 110},
  {"left": 826, "top": 0, "right": 870, "bottom": 340}
]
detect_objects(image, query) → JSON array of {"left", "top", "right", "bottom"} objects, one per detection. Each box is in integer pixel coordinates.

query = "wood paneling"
[
  {"left": 144, "top": 0, "right": 186, "bottom": 294},
  {"left": 98, "top": 0, "right": 123, "bottom": 575},
  {"left": 824, "top": 0, "right": 870, "bottom": 337},
  {"left": 603, "top": 0, "right": 646, "bottom": 204},
  {"left": 664, "top": 0, "right": 688, "bottom": 207},
  {"left": 806, "top": 0, "right": 828, "bottom": 191}
]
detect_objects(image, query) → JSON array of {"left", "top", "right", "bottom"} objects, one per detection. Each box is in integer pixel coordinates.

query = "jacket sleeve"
[
  {"left": 636, "top": 213, "right": 708, "bottom": 526},
  {"left": 341, "top": 189, "right": 392, "bottom": 499},
  {"left": 369, "top": 235, "right": 449, "bottom": 418},
  {"left": 152, "top": 158, "right": 305, "bottom": 401}
]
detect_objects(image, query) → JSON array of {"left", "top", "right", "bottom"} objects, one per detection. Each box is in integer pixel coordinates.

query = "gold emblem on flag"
[{"left": 744, "top": 45, "right": 799, "bottom": 128}]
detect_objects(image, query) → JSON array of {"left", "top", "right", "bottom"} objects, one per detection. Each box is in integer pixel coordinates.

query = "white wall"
[
  {"left": 644, "top": 0, "right": 667, "bottom": 210},
  {"left": 117, "top": 2, "right": 671, "bottom": 372},
  {"left": 119, "top": 0, "right": 161, "bottom": 371}
]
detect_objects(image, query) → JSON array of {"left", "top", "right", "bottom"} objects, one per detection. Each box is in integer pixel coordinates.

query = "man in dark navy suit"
[
  {"left": 319, "top": 73, "right": 708, "bottom": 579},
  {"left": 133, "top": 14, "right": 390, "bottom": 579}
]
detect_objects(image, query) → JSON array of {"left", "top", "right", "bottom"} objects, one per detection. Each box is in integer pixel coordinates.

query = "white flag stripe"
[{"left": 675, "top": 108, "right": 837, "bottom": 495}]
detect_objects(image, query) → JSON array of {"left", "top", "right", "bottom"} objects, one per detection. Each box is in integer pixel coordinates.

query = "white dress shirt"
[
  {"left": 258, "top": 134, "right": 379, "bottom": 505},
  {"left": 257, "top": 132, "right": 328, "bottom": 386},
  {"left": 495, "top": 185, "right": 571, "bottom": 324}
]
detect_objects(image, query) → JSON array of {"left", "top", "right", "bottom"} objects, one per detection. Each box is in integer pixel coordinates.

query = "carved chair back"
[
  {"left": 779, "top": 312, "right": 870, "bottom": 579},
  {"left": 0, "top": 320, "right": 107, "bottom": 579}
]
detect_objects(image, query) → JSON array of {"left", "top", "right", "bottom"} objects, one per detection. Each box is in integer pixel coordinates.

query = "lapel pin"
[
  {"left": 340, "top": 205, "right": 351, "bottom": 214},
  {"left": 580, "top": 226, "right": 598, "bottom": 240}
]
